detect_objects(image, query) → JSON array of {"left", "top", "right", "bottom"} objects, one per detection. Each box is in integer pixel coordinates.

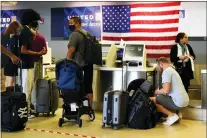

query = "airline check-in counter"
[{"left": 92, "top": 42, "right": 157, "bottom": 111}]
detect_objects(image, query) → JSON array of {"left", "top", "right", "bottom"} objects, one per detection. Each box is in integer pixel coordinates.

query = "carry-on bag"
[
  {"left": 1, "top": 61, "right": 28, "bottom": 131},
  {"left": 128, "top": 89, "right": 158, "bottom": 129},
  {"left": 112, "top": 91, "right": 129, "bottom": 129},
  {"left": 33, "top": 60, "right": 59, "bottom": 117},
  {"left": 102, "top": 91, "right": 115, "bottom": 126},
  {"left": 102, "top": 62, "right": 130, "bottom": 130}
]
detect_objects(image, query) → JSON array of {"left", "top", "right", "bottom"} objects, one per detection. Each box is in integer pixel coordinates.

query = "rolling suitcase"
[
  {"left": 102, "top": 63, "right": 129, "bottom": 130},
  {"left": 1, "top": 61, "right": 28, "bottom": 132},
  {"left": 34, "top": 78, "right": 59, "bottom": 116},
  {"left": 102, "top": 91, "right": 115, "bottom": 126},
  {"left": 112, "top": 91, "right": 129, "bottom": 129}
]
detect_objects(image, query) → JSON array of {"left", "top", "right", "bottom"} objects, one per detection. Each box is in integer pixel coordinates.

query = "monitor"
[{"left": 123, "top": 42, "right": 146, "bottom": 68}]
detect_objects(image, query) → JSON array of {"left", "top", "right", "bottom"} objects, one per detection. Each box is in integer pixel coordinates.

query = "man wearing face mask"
[
  {"left": 19, "top": 9, "right": 45, "bottom": 119},
  {"left": 67, "top": 16, "right": 94, "bottom": 106},
  {"left": 150, "top": 57, "right": 189, "bottom": 126}
]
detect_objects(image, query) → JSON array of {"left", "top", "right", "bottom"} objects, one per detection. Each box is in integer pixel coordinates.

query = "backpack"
[
  {"left": 76, "top": 30, "right": 102, "bottom": 65},
  {"left": 128, "top": 89, "right": 159, "bottom": 129},
  {"left": 55, "top": 59, "right": 84, "bottom": 102},
  {"left": 1, "top": 91, "right": 28, "bottom": 132}
]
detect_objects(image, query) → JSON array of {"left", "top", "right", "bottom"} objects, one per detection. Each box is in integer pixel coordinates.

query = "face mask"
[{"left": 69, "top": 24, "right": 75, "bottom": 32}]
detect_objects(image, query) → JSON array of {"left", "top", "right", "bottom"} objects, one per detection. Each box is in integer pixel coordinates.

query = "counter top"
[
  {"left": 94, "top": 66, "right": 156, "bottom": 72},
  {"left": 201, "top": 70, "right": 207, "bottom": 73}
]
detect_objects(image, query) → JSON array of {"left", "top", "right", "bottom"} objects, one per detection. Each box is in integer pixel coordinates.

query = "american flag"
[{"left": 102, "top": 2, "right": 181, "bottom": 58}]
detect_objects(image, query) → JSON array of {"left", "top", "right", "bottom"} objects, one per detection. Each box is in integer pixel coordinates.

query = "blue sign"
[
  {"left": 1, "top": 9, "right": 27, "bottom": 33},
  {"left": 51, "top": 6, "right": 101, "bottom": 40},
  {"left": 179, "top": 10, "right": 185, "bottom": 18}
]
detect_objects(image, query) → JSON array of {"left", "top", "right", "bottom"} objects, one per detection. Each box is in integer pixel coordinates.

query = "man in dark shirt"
[
  {"left": 67, "top": 17, "right": 94, "bottom": 106},
  {"left": 19, "top": 9, "right": 44, "bottom": 119}
]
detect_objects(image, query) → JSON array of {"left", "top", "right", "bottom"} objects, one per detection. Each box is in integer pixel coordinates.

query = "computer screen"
[{"left": 124, "top": 44, "right": 144, "bottom": 58}]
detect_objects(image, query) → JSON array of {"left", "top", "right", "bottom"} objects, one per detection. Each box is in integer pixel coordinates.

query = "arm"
[
  {"left": 170, "top": 45, "right": 179, "bottom": 64},
  {"left": 187, "top": 44, "right": 196, "bottom": 60},
  {"left": 20, "top": 29, "right": 40, "bottom": 55},
  {"left": 21, "top": 45, "right": 39, "bottom": 55},
  {"left": 66, "top": 32, "right": 78, "bottom": 59},
  {"left": 42, "top": 37, "right": 47, "bottom": 55},
  {"left": 1, "top": 45, "right": 20, "bottom": 64},
  {"left": 67, "top": 45, "right": 75, "bottom": 59},
  {"left": 155, "top": 83, "right": 171, "bottom": 94},
  {"left": 155, "top": 70, "right": 172, "bottom": 95}
]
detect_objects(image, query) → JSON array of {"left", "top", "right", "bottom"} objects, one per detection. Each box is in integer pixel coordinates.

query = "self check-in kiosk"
[{"left": 123, "top": 42, "right": 147, "bottom": 68}]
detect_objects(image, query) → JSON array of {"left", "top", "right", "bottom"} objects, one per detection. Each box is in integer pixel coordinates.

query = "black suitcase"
[
  {"left": 1, "top": 61, "right": 28, "bottom": 132},
  {"left": 34, "top": 78, "right": 59, "bottom": 116}
]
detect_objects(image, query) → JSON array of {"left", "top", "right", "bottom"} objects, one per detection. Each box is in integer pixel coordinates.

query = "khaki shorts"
[
  {"left": 156, "top": 94, "right": 180, "bottom": 111},
  {"left": 1, "top": 68, "right": 6, "bottom": 92}
]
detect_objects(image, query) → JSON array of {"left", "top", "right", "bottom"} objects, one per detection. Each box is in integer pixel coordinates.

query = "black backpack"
[
  {"left": 76, "top": 30, "right": 102, "bottom": 65},
  {"left": 1, "top": 91, "right": 28, "bottom": 132},
  {"left": 128, "top": 89, "right": 159, "bottom": 129}
]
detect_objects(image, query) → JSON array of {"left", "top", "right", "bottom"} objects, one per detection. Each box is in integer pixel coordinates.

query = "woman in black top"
[
  {"left": 1, "top": 21, "right": 22, "bottom": 87},
  {"left": 170, "top": 32, "right": 196, "bottom": 93}
]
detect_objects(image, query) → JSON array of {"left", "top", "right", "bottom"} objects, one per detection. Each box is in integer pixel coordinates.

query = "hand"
[
  {"left": 42, "top": 47, "right": 47, "bottom": 55},
  {"left": 10, "top": 55, "right": 20, "bottom": 65},
  {"left": 155, "top": 89, "right": 159, "bottom": 95},
  {"left": 189, "top": 55, "right": 194, "bottom": 60},
  {"left": 37, "top": 49, "right": 45, "bottom": 56},
  {"left": 179, "top": 56, "right": 187, "bottom": 60}
]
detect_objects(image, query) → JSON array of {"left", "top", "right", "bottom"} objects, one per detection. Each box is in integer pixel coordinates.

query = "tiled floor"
[{"left": 2, "top": 109, "right": 206, "bottom": 138}]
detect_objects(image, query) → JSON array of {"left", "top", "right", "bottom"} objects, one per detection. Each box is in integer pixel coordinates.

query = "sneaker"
[
  {"left": 162, "top": 114, "right": 179, "bottom": 126},
  {"left": 28, "top": 114, "right": 35, "bottom": 119}
]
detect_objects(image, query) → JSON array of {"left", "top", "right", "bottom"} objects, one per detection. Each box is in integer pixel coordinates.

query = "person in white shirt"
[{"left": 150, "top": 57, "right": 189, "bottom": 126}]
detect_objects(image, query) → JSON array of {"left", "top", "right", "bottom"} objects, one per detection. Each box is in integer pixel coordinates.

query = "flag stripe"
[
  {"left": 130, "top": 19, "right": 179, "bottom": 24},
  {"left": 146, "top": 45, "right": 173, "bottom": 49},
  {"left": 147, "top": 49, "right": 171, "bottom": 54},
  {"left": 130, "top": 10, "right": 179, "bottom": 16},
  {"left": 102, "top": 36, "right": 176, "bottom": 41},
  {"left": 102, "top": 32, "right": 178, "bottom": 37},
  {"left": 131, "top": 6, "right": 181, "bottom": 12},
  {"left": 147, "top": 54, "right": 170, "bottom": 58},
  {"left": 131, "top": 23, "right": 178, "bottom": 29},
  {"left": 131, "top": 14, "right": 179, "bottom": 20},
  {"left": 102, "top": 40, "right": 176, "bottom": 45},
  {"left": 130, "top": 28, "right": 178, "bottom": 33},
  {"left": 131, "top": 2, "right": 180, "bottom": 8}
]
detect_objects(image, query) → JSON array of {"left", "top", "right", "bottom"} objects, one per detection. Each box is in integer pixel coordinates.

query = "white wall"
[
  {"left": 2, "top": 1, "right": 206, "bottom": 64},
  {"left": 179, "top": 2, "right": 206, "bottom": 37}
]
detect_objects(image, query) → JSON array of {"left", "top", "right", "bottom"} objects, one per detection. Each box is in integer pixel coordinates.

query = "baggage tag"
[
  {"left": 129, "top": 90, "right": 135, "bottom": 97},
  {"left": 83, "top": 100, "right": 89, "bottom": 107},
  {"left": 70, "top": 103, "right": 77, "bottom": 111}
]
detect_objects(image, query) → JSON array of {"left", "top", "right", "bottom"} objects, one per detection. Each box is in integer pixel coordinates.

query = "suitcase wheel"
[
  {"left": 58, "top": 118, "right": 64, "bottom": 127},
  {"left": 46, "top": 112, "right": 50, "bottom": 117},
  {"left": 113, "top": 125, "right": 119, "bottom": 130},
  {"left": 89, "top": 110, "right": 95, "bottom": 121},
  {"left": 78, "top": 119, "right": 82, "bottom": 128},
  {"left": 102, "top": 123, "right": 105, "bottom": 128},
  {"left": 34, "top": 113, "right": 39, "bottom": 117},
  {"left": 52, "top": 111, "right": 55, "bottom": 116}
]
